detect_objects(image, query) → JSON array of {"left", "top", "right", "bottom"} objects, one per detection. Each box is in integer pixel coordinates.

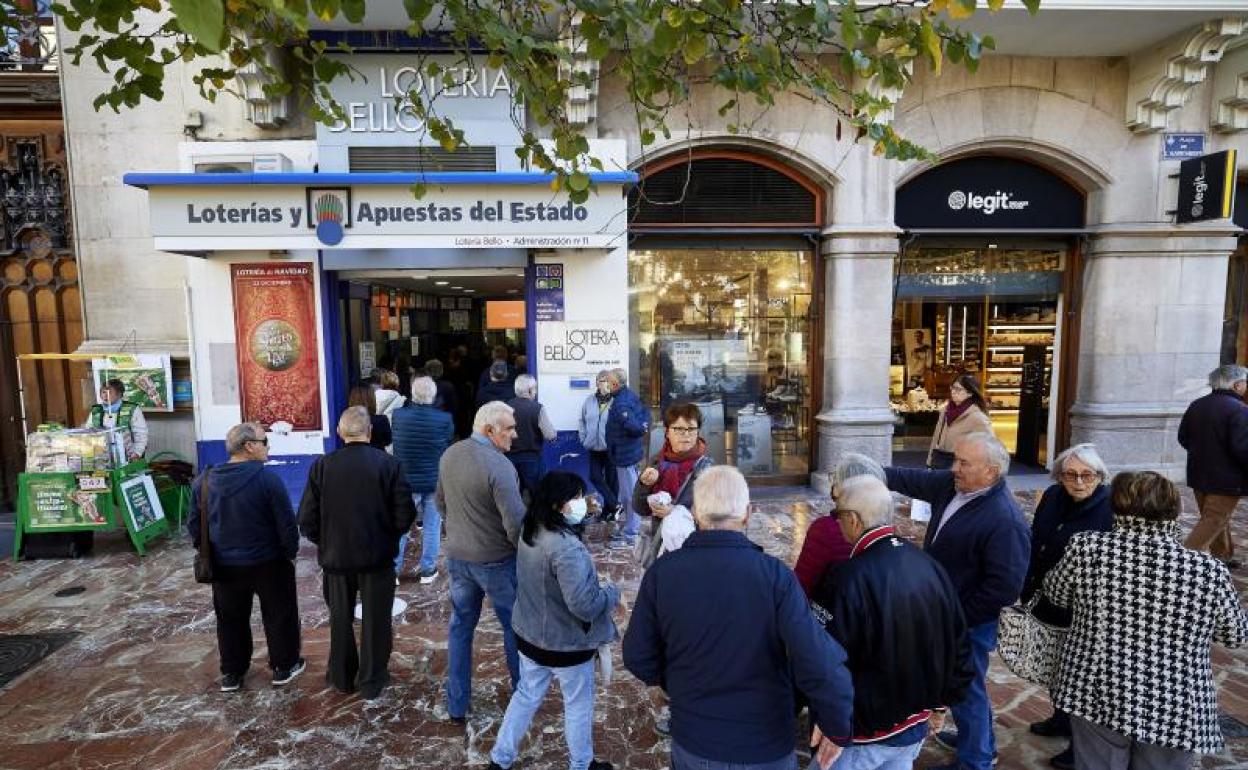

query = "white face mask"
[{"left": 563, "top": 497, "right": 588, "bottom": 525}]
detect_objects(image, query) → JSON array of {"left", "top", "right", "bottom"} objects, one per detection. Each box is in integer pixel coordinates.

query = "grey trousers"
[{"left": 1071, "top": 715, "right": 1194, "bottom": 770}]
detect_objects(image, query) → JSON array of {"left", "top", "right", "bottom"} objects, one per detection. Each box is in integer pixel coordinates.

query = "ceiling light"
[
  {"left": 435, "top": 280, "right": 449, "bottom": 286},
  {"left": 464, "top": 289, "right": 475, "bottom": 293},
  {"left": 507, "top": 289, "right": 519, "bottom": 294},
  {"left": 451, "top": 286, "right": 463, "bottom": 289},
  {"left": 412, "top": 275, "right": 429, "bottom": 280}
]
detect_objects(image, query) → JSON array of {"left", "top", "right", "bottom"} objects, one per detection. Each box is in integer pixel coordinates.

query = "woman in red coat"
[{"left": 794, "top": 453, "right": 887, "bottom": 596}]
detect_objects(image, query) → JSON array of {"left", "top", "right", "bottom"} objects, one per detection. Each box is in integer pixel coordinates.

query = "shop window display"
[{"left": 629, "top": 248, "right": 813, "bottom": 478}]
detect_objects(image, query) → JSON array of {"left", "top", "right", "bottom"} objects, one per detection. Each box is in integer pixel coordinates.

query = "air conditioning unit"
[{"left": 192, "top": 152, "right": 292, "bottom": 174}]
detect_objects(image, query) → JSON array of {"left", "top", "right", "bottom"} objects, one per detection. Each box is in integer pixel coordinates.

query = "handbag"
[
  {"left": 633, "top": 516, "right": 663, "bottom": 570},
  {"left": 996, "top": 596, "right": 1066, "bottom": 688},
  {"left": 193, "top": 469, "right": 214, "bottom": 584}
]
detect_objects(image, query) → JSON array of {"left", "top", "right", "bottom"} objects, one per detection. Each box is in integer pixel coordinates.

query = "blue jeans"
[
  {"left": 616, "top": 464, "right": 640, "bottom": 540},
  {"left": 806, "top": 739, "right": 923, "bottom": 770},
  {"left": 952, "top": 621, "right": 998, "bottom": 770},
  {"left": 415, "top": 492, "right": 440, "bottom": 572},
  {"left": 673, "top": 741, "right": 797, "bottom": 770},
  {"left": 508, "top": 452, "right": 542, "bottom": 496},
  {"left": 490, "top": 654, "right": 596, "bottom": 770},
  {"left": 446, "top": 555, "right": 520, "bottom": 718}
]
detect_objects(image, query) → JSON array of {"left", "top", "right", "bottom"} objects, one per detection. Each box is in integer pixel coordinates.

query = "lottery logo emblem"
[
  {"left": 947, "top": 191, "right": 967, "bottom": 210},
  {"left": 307, "top": 188, "right": 352, "bottom": 246}
]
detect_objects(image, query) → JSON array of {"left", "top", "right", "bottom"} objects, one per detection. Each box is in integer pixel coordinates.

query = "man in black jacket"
[
  {"left": 809, "top": 475, "right": 973, "bottom": 770},
  {"left": 1179, "top": 364, "right": 1248, "bottom": 568},
  {"left": 298, "top": 406, "right": 417, "bottom": 699},
  {"left": 884, "top": 432, "right": 1029, "bottom": 770}
]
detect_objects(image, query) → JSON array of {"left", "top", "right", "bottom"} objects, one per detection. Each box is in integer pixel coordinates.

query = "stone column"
[
  {"left": 1069, "top": 222, "right": 1240, "bottom": 479},
  {"left": 812, "top": 226, "right": 899, "bottom": 493}
]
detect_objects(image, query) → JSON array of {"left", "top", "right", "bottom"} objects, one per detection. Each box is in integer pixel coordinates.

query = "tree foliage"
[{"left": 6, "top": 0, "right": 1039, "bottom": 201}]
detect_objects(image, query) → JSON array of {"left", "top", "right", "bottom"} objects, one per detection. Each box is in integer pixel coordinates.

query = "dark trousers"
[
  {"left": 323, "top": 567, "right": 396, "bottom": 697},
  {"left": 508, "top": 451, "right": 543, "bottom": 496},
  {"left": 212, "top": 558, "right": 301, "bottom": 676},
  {"left": 588, "top": 450, "right": 618, "bottom": 512}
]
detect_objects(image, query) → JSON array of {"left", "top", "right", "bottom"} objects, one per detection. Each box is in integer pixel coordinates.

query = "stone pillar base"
[
  {"left": 811, "top": 408, "right": 895, "bottom": 494},
  {"left": 1068, "top": 403, "right": 1186, "bottom": 481}
]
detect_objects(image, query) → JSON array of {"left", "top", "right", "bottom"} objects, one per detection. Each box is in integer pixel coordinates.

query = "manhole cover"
[
  {"left": 0, "top": 633, "right": 79, "bottom": 689},
  {"left": 1221, "top": 713, "right": 1248, "bottom": 740},
  {"left": 53, "top": 586, "right": 85, "bottom": 598}
]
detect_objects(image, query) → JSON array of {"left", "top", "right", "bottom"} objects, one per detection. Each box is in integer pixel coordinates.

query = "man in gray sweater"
[{"left": 437, "top": 400, "right": 527, "bottom": 722}]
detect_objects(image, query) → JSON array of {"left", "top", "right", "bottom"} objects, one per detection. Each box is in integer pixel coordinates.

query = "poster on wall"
[
  {"left": 536, "top": 320, "right": 627, "bottom": 375},
  {"left": 91, "top": 355, "right": 174, "bottom": 412},
  {"left": 230, "top": 263, "right": 323, "bottom": 431},
  {"left": 359, "top": 341, "right": 376, "bottom": 375},
  {"left": 448, "top": 310, "right": 471, "bottom": 332},
  {"left": 535, "top": 263, "right": 565, "bottom": 321},
  {"left": 904, "top": 328, "right": 933, "bottom": 388},
  {"left": 663, "top": 339, "right": 752, "bottom": 403}
]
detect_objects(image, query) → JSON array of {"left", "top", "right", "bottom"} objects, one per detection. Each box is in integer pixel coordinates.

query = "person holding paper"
[{"left": 86, "top": 378, "right": 148, "bottom": 461}]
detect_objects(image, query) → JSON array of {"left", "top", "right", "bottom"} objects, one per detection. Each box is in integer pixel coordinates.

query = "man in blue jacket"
[
  {"left": 884, "top": 432, "right": 1029, "bottom": 770},
  {"left": 189, "top": 421, "right": 303, "bottom": 693},
  {"left": 605, "top": 368, "right": 647, "bottom": 549},
  {"left": 392, "top": 376, "right": 455, "bottom": 584},
  {"left": 1179, "top": 364, "right": 1248, "bottom": 568},
  {"left": 624, "top": 466, "right": 854, "bottom": 770}
]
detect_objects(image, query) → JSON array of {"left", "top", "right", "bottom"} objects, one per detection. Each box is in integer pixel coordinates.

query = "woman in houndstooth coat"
[{"left": 1044, "top": 471, "right": 1248, "bottom": 769}]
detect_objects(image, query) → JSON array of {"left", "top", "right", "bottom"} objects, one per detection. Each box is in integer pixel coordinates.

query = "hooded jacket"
[{"left": 188, "top": 461, "right": 299, "bottom": 566}]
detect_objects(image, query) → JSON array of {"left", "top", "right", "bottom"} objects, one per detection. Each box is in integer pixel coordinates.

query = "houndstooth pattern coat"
[{"left": 1043, "top": 516, "right": 1248, "bottom": 753}]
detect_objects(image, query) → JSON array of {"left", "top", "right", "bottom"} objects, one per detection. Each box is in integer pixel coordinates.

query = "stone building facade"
[{"left": 54, "top": 3, "right": 1248, "bottom": 488}]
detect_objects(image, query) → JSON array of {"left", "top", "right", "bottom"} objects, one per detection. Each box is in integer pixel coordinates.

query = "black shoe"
[
  {"left": 272, "top": 658, "right": 306, "bottom": 687},
  {"left": 220, "top": 672, "right": 244, "bottom": 692},
  {"left": 1030, "top": 713, "right": 1072, "bottom": 738},
  {"left": 486, "top": 763, "right": 505, "bottom": 770},
  {"left": 588, "top": 761, "right": 614, "bottom": 770},
  {"left": 1049, "top": 745, "right": 1075, "bottom": 770}
]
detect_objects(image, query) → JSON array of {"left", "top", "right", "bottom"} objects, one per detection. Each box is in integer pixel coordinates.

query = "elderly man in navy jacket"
[
  {"left": 624, "top": 465, "right": 854, "bottom": 770},
  {"left": 884, "top": 432, "right": 1029, "bottom": 770},
  {"left": 1179, "top": 364, "right": 1248, "bottom": 568}
]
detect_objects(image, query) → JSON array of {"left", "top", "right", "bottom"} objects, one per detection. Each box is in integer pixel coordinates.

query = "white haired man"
[
  {"left": 506, "top": 374, "right": 557, "bottom": 495},
  {"left": 298, "top": 406, "right": 416, "bottom": 699},
  {"left": 1179, "top": 364, "right": 1248, "bottom": 568},
  {"left": 808, "top": 476, "right": 974, "bottom": 770},
  {"left": 437, "top": 401, "right": 527, "bottom": 722},
  {"left": 624, "top": 466, "right": 854, "bottom": 770},
  {"left": 392, "top": 376, "right": 455, "bottom": 584},
  {"left": 884, "top": 433, "right": 1030, "bottom": 770}
]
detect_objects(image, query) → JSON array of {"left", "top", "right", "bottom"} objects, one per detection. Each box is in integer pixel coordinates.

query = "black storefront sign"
[
  {"left": 896, "top": 156, "right": 1085, "bottom": 230},
  {"left": 1235, "top": 179, "right": 1247, "bottom": 230},
  {"left": 1176, "top": 150, "right": 1237, "bottom": 224}
]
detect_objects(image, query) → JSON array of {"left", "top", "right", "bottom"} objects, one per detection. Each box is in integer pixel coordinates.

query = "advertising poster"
[
  {"left": 22, "top": 474, "right": 109, "bottom": 529},
  {"left": 119, "top": 474, "right": 166, "bottom": 533},
  {"left": 904, "top": 328, "right": 933, "bottom": 388},
  {"left": 230, "top": 263, "right": 323, "bottom": 431},
  {"left": 534, "top": 263, "right": 565, "bottom": 321},
  {"left": 449, "top": 310, "right": 471, "bottom": 332},
  {"left": 92, "top": 354, "right": 174, "bottom": 412}
]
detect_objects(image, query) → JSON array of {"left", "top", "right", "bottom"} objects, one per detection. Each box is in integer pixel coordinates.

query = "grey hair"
[
  {"left": 611, "top": 367, "right": 628, "bottom": 386},
  {"left": 1209, "top": 364, "right": 1248, "bottom": 390},
  {"left": 956, "top": 432, "right": 1011, "bottom": 477},
  {"left": 838, "top": 476, "right": 894, "bottom": 530},
  {"left": 489, "top": 361, "right": 509, "bottom": 382},
  {"left": 831, "top": 452, "right": 886, "bottom": 492},
  {"left": 424, "top": 358, "right": 444, "bottom": 379},
  {"left": 225, "top": 422, "right": 265, "bottom": 455},
  {"left": 338, "top": 405, "right": 372, "bottom": 439},
  {"left": 693, "top": 465, "right": 750, "bottom": 529},
  {"left": 1051, "top": 442, "right": 1109, "bottom": 483},
  {"left": 596, "top": 369, "right": 613, "bottom": 384},
  {"left": 410, "top": 376, "right": 437, "bottom": 405},
  {"left": 473, "top": 400, "right": 515, "bottom": 435},
  {"left": 514, "top": 374, "right": 537, "bottom": 398}
]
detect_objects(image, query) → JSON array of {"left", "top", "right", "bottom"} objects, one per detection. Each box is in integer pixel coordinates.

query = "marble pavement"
[{"left": 0, "top": 487, "right": 1244, "bottom": 770}]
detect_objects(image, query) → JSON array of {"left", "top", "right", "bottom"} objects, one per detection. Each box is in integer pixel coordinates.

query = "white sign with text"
[{"left": 536, "top": 320, "right": 627, "bottom": 375}]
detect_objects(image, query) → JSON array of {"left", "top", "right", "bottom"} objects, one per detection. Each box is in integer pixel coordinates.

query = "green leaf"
[
  {"left": 839, "top": 3, "right": 857, "bottom": 47},
  {"left": 167, "top": 0, "right": 224, "bottom": 52},
  {"left": 341, "top": 0, "right": 365, "bottom": 23},
  {"left": 683, "top": 33, "right": 707, "bottom": 65},
  {"left": 919, "top": 18, "right": 942, "bottom": 75},
  {"left": 1022, "top": 0, "right": 1041, "bottom": 14},
  {"left": 947, "top": 0, "right": 976, "bottom": 21},
  {"left": 987, "top": 0, "right": 1006, "bottom": 10},
  {"left": 567, "top": 171, "right": 590, "bottom": 192},
  {"left": 403, "top": 0, "right": 434, "bottom": 23},
  {"left": 310, "top": 0, "right": 339, "bottom": 22}
]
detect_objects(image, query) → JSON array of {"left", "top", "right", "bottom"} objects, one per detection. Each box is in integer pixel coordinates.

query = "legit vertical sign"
[{"left": 1176, "top": 150, "right": 1237, "bottom": 224}]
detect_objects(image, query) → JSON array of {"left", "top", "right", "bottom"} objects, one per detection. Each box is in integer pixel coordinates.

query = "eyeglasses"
[
  {"left": 248, "top": 437, "right": 269, "bottom": 446},
  {"left": 1060, "top": 471, "right": 1098, "bottom": 484},
  {"left": 668, "top": 426, "right": 699, "bottom": 435}
]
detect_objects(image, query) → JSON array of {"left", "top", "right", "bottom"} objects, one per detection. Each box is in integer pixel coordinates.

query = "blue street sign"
[{"left": 1163, "top": 133, "right": 1206, "bottom": 160}]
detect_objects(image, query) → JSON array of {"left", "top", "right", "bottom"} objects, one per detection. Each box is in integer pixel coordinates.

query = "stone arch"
[{"left": 896, "top": 138, "right": 1113, "bottom": 195}]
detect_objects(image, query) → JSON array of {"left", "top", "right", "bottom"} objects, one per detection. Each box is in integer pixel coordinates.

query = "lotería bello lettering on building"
[
  {"left": 328, "top": 65, "right": 513, "bottom": 134},
  {"left": 543, "top": 327, "right": 622, "bottom": 362}
]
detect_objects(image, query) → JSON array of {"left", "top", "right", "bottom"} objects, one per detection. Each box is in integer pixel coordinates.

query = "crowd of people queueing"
[{"left": 186, "top": 363, "right": 1248, "bottom": 770}]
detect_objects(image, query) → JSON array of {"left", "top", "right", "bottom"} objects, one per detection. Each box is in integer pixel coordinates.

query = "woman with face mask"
[{"left": 488, "top": 471, "right": 620, "bottom": 770}]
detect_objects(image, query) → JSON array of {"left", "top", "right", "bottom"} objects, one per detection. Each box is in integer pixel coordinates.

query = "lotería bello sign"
[
  {"left": 145, "top": 184, "right": 624, "bottom": 250},
  {"left": 317, "top": 53, "right": 523, "bottom": 148},
  {"left": 537, "top": 321, "right": 627, "bottom": 375},
  {"left": 1175, "top": 150, "right": 1237, "bottom": 224}
]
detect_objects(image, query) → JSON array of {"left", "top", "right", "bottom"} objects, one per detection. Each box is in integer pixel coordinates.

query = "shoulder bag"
[
  {"left": 193, "top": 468, "right": 214, "bottom": 584},
  {"left": 997, "top": 595, "right": 1066, "bottom": 688}
]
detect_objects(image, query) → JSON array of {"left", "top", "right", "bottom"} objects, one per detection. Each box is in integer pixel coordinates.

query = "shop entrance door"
[{"left": 335, "top": 267, "right": 527, "bottom": 438}]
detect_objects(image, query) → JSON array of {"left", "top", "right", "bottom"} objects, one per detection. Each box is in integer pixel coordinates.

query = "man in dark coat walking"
[
  {"left": 1179, "top": 364, "right": 1248, "bottom": 568},
  {"left": 884, "top": 432, "right": 1030, "bottom": 770},
  {"left": 298, "top": 406, "right": 417, "bottom": 699}
]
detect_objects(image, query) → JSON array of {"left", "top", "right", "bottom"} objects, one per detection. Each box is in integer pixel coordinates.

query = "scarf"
[
  {"left": 944, "top": 399, "right": 972, "bottom": 425},
  {"left": 654, "top": 438, "right": 707, "bottom": 499}
]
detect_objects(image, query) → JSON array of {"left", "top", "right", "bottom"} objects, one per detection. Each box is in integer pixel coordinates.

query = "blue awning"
[{"left": 123, "top": 171, "right": 639, "bottom": 189}]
